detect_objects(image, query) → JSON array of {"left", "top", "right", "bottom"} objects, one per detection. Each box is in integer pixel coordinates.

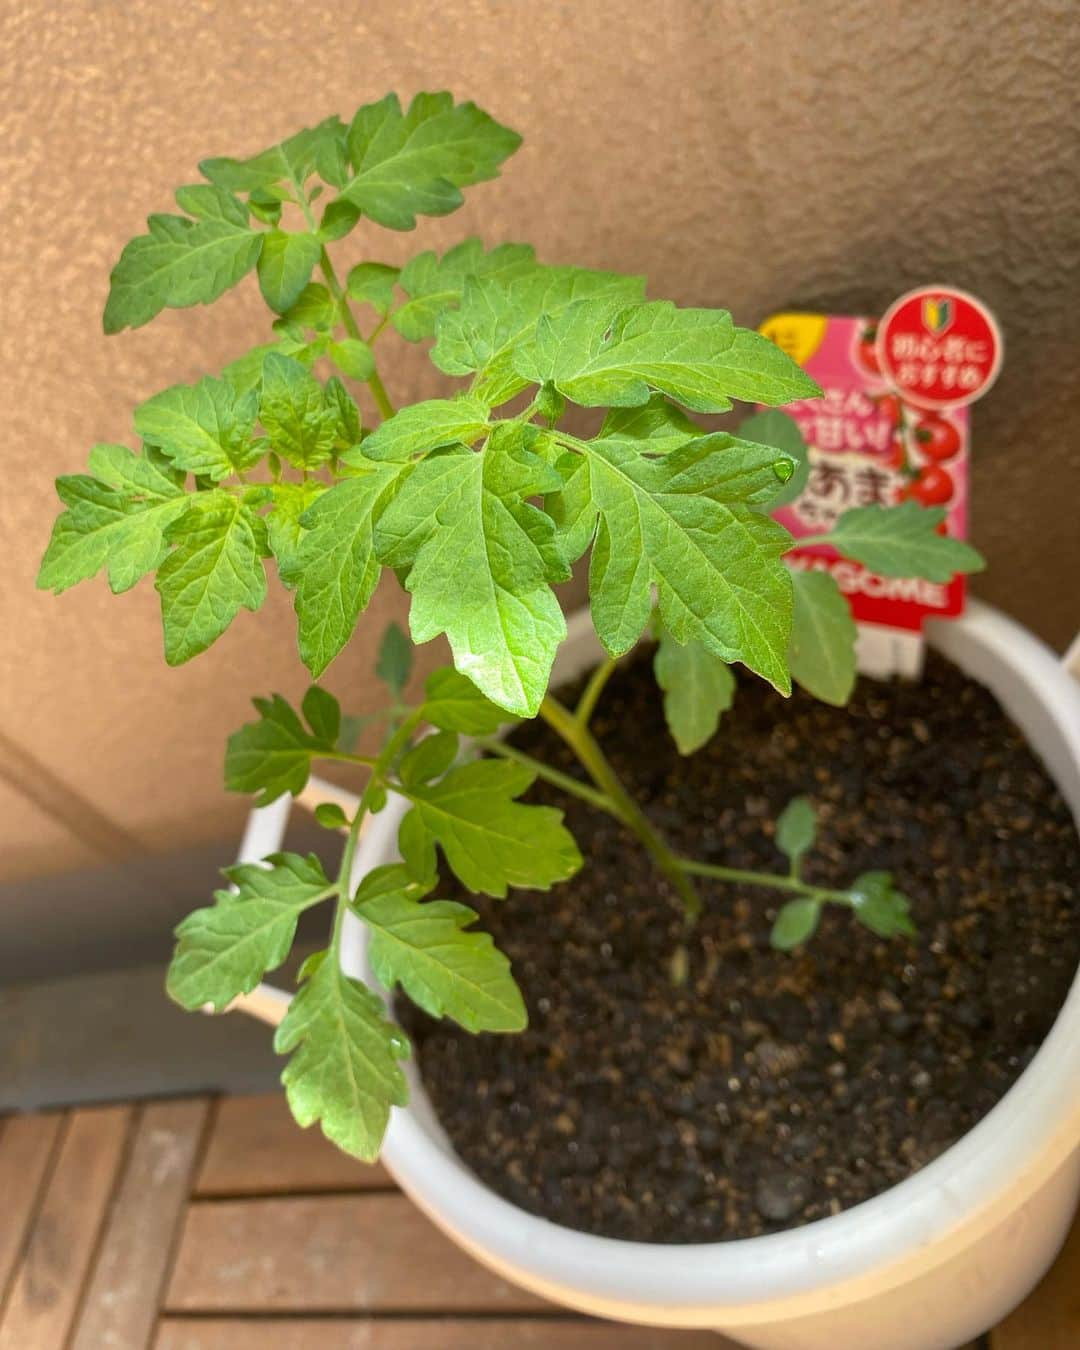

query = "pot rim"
[{"left": 341, "top": 598, "right": 1080, "bottom": 1318}]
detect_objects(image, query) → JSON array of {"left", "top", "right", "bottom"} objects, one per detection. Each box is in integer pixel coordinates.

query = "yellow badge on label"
[{"left": 758, "top": 312, "right": 828, "bottom": 367}]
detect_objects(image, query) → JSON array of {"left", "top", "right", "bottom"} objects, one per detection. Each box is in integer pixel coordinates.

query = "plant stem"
[
  {"left": 475, "top": 737, "right": 622, "bottom": 818},
  {"left": 679, "top": 856, "right": 853, "bottom": 906},
  {"left": 574, "top": 657, "right": 618, "bottom": 728},
  {"left": 317, "top": 246, "right": 396, "bottom": 421},
  {"left": 538, "top": 692, "right": 704, "bottom": 924}
]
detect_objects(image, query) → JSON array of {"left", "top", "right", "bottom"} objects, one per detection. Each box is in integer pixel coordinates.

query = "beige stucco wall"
[{"left": 3, "top": 2, "right": 1078, "bottom": 911}]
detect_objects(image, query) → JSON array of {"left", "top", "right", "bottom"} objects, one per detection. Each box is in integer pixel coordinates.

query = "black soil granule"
[{"left": 399, "top": 650, "right": 1080, "bottom": 1243}]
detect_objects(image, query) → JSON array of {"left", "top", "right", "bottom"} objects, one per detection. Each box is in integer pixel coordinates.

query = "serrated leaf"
[
  {"left": 775, "top": 796, "right": 816, "bottom": 871},
  {"left": 421, "top": 666, "right": 511, "bottom": 734},
  {"left": 653, "top": 623, "right": 736, "bottom": 755},
  {"left": 788, "top": 568, "right": 857, "bottom": 706},
  {"left": 770, "top": 897, "right": 821, "bottom": 951},
  {"left": 275, "top": 949, "right": 410, "bottom": 1162},
  {"left": 399, "top": 730, "right": 459, "bottom": 787},
  {"left": 259, "top": 353, "right": 338, "bottom": 469},
  {"left": 174, "top": 184, "right": 250, "bottom": 226},
  {"left": 599, "top": 394, "right": 706, "bottom": 453},
  {"left": 324, "top": 377, "right": 361, "bottom": 446},
  {"left": 515, "top": 299, "right": 820, "bottom": 413},
  {"left": 355, "top": 869, "right": 526, "bottom": 1032},
  {"left": 398, "top": 758, "right": 580, "bottom": 898},
  {"left": 156, "top": 493, "right": 267, "bottom": 664},
  {"left": 544, "top": 452, "right": 597, "bottom": 565},
  {"left": 225, "top": 688, "right": 341, "bottom": 805},
  {"left": 200, "top": 115, "right": 346, "bottom": 192},
  {"left": 583, "top": 435, "right": 794, "bottom": 692},
  {"left": 346, "top": 262, "right": 401, "bottom": 315},
  {"left": 375, "top": 621, "right": 412, "bottom": 694},
  {"left": 104, "top": 212, "right": 263, "bottom": 334},
  {"left": 257, "top": 230, "right": 323, "bottom": 313},
  {"left": 374, "top": 433, "right": 568, "bottom": 717},
  {"left": 739, "top": 409, "right": 810, "bottom": 508},
  {"left": 220, "top": 342, "right": 285, "bottom": 397},
  {"left": 288, "top": 460, "right": 410, "bottom": 677},
  {"left": 356, "top": 396, "right": 491, "bottom": 462},
  {"left": 37, "top": 444, "right": 188, "bottom": 595},
  {"left": 328, "top": 338, "right": 375, "bottom": 381},
  {"left": 336, "top": 92, "right": 521, "bottom": 231},
  {"left": 135, "top": 376, "right": 261, "bottom": 481},
  {"left": 280, "top": 282, "right": 338, "bottom": 331},
  {"left": 393, "top": 238, "right": 535, "bottom": 341},
  {"left": 266, "top": 480, "right": 325, "bottom": 580},
  {"left": 431, "top": 265, "right": 646, "bottom": 407},
  {"left": 849, "top": 871, "right": 917, "bottom": 939},
  {"left": 825, "top": 502, "right": 985, "bottom": 581},
  {"left": 168, "top": 852, "right": 334, "bottom": 1012}
]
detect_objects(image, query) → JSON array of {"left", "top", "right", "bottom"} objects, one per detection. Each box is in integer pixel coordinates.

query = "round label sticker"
[{"left": 876, "top": 286, "right": 1002, "bottom": 410}]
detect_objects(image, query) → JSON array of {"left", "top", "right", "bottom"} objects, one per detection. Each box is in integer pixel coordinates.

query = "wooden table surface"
[{"left": 0, "top": 1093, "right": 1075, "bottom": 1349}]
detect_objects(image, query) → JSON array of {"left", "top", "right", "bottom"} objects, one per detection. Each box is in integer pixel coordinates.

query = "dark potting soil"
[{"left": 398, "top": 650, "right": 1080, "bottom": 1243}]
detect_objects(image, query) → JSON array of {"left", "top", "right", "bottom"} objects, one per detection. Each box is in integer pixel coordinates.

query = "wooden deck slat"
[
  {"left": 0, "top": 1112, "right": 64, "bottom": 1308},
  {"left": 153, "top": 1318, "right": 727, "bottom": 1348},
  {"left": 71, "top": 1098, "right": 211, "bottom": 1350},
  {"left": 0, "top": 1105, "right": 131, "bottom": 1350},
  {"left": 196, "top": 1094, "right": 390, "bottom": 1195},
  {"left": 991, "top": 1208, "right": 1080, "bottom": 1348},
  {"left": 165, "top": 1194, "right": 545, "bottom": 1312}
]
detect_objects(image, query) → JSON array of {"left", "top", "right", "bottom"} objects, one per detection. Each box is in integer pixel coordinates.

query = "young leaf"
[
  {"left": 324, "top": 376, "right": 361, "bottom": 446},
  {"left": 280, "top": 282, "right": 338, "bottom": 332},
  {"left": 738, "top": 409, "right": 810, "bottom": 508},
  {"left": 225, "top": 688, "right": 341, "bottom": 805},
  {"left": 398, "top": 730, "right": 459, "bottom": 788},
  {"left": 37, "top": 444, "right": 188, "bottom": 595},
  {"left": 393, "top": 238, "right": 535, "bottom": 341},
  {"left": 599, "top": 394, "right": 706, "bottom": 454},
  {"left": 346, "top": 261, "right": 401, "bottom": 315},
  {"left": 103, "top": 211, "right": 262, "bottom": 334},
  {"left": 265, "top": 480, "right": 325, "bottom": 580},
  {"left": 825, "top": 502, "right": 986, "bottom": 582},
  {"left": 584, "top": 436, "right": 795, "bottom": 693},
  {"left": 328, "top": 338, "right": 375, "bottom": 381},
  {"left": 259, "top": 353, "right": 339, "bottom": 470},
  {"left": 849, "top": 872, "right": 917, "bottom": 939},
  {"left": 156, "top": 494, "right": 268, "bottom": 664},
  {"left": 431, "top": 265, "right": 647, "bottom": 407},
  {"left": 314, "top": 802, "right": 349, "bottom": 831},
  {"left": 174, "top": 183, "right": 250, "bottom": 225},
  {"left": 288, "top": 461, "right": 410, "bottom": 677},
  {"left": 544, "top": 452, "right": 597, "bottom": 565},
  {"left": 653, "top": 623, "right": 736, "bottom": 755},
  {"left": 514, "top": 299, "right": 821, "bottom": 413},
  {"left": 374, "top": 435, "right": 569, "bottom": 717},
  {"left": 787, "top": 569, "right": 857, "bottom": 706},
  {"left": 770, "top": 897, "right": 821, "bottom": 951},
  {"left": 375, "top": 621, "right": 412, "bottom": 695},
  {"left": 334, "top": 92, "right": 522, "bottom": 231},
  {"left": 301, "top": 685, "right": 341, "bottom": 744},
  {"left": 167, "top": 852, "right": 334, "bottom": 1012},
  {"left": 421, "top": 666, "right": 512, "bottom": 735},
  {"left": 275, "top": 950, "right": 410, "bottom": 1162},
  {"left": 398, "top": 759, "right": 581, "bottom": 898},
  {"left": 257, "top": 230, "right": 323, "bottom": 314},
  {"left": 357, "top": 396, "right": 492, "bottom": 462},
  {"left": 354, "top": 866, "right": 526, "bottom": 1032},
  {"left": 775, "top": 796, "right": 817, "bottom": 873},
  {"left": 200, "top": 115, "right": 346, "bottom": 192},
  {"left": 134, "top": 376, "right": 261, "bottom": 481}
]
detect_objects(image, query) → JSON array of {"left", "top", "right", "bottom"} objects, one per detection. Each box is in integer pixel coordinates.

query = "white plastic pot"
[{"left": 240, "top": 600, "right": 1080, "bottom": 1350}]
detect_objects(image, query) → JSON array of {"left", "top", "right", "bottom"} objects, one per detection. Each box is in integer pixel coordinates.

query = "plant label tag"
[{"left": 758, "top": 296, "right": 997, "bottom": 679}]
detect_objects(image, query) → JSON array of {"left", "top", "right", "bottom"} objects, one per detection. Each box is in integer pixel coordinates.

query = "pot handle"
[{"left": 207, "top": 775, "right": 360, "bottom": 1029}]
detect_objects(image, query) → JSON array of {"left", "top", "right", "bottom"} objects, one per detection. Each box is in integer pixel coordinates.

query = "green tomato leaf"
[
  {"left": 200, "top": 115, "right": 346, "bottom": 192},
  {"left": 374, "top": 432, "right": 569, "bottom": 717},
  {"left": 825, "top": 502, "right": 986, "bottom": 582},
  {"left": 355, "top": 866, "right": 526, "bottom": 1033},
  {"left": 398, "top": 730, "right": 459, "bottom": 788},
  {"left": 583, "top": 435, "right": 794, "bottom": 693},
  {"left": 375, "top": 621, "right": 412, "bottom": 695},
  {"left": 167, "top": 852, "right": 334, "bottom": 1012},
  {"left": 653, "top": 622, "right": 736, "bottom": 755},
  {"left": 265, "top": 480, "right": 325, "bottom": 581},
  {"left": 259, "top": 353, "right": 339, "bottom": 470},
  {"left": 156, "top": 493, "right": 268, "bottom": 664},
  {"left": 849, "top": 872, "right": 917, "bottom": 939},
  {"left": 328, "top": 338, "right": 375, "bottom": 381},
  {"left": 599, "top": 394, "right": 706, "bottom": 454},
  {"left": 314, "top": 802, "right": 349, "bottom": 831},
  {"left": 280, "top": 282, "right": 338, "bottom": 332},
  {"left": 37, "top": 444, "right": 188, "bottom": 596},
  {"left": 514, "top": 299, "right": 821, "bottom": 413},
  {"left": 346, "top": 262, "right": 401, "bottom": 316},
  {"left": 356, "top": 396, "right": 492, "bottom": 462},
  {"left": 738, "top": 409, "right": 810, "bottom": 508},
  {"left": 103, "top": 211, "right": 262, "bottom": 334},
  {"left": 336, "top": 92, "right": 521, "bottom": 230},
  {"left": 787, "top": 568, "right": 857, "bottom": 706},
  {"left": 432, "top": 265, "right": 646, "bottom": 407},
  {"left": 544, "top": 452, "right": 597, "bottom": 565},
  {"left": 225, "top": 687, "right": 342, "bottom": 805},
  {"left": 770, "top": 897, "right": 821, "bottom": 951},
  {"left": 421, "top": 666, "right": 512, "bottom": 735},
  {"left": 393, "top": 238, "right": 535, "bottom": 341},
  {"left": 134, "top": 376, "right": 261, "bottom": 481},
  {"left": 257, "top": 230, "right": 323, "bottom": 314},
  {"left": 398, "top": 759, "right": 581, "bottom": 898},
  {"left": 775, "top": 796, "right": 817, "bottom": 872},
  {"left": 275, "top": 949, "right": 410, "bottom": 1162},
  {"left": 174, "top": 184, "right": 250, "bottom": 226}
]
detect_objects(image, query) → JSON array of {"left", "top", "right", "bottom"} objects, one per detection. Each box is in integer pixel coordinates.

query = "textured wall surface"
[{"left": 2, "top": 1, "right": 1078, "bottom": 967}]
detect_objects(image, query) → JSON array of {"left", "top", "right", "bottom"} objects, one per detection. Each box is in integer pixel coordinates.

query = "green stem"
[
  {"left": 679, "top": 856, "right": 852, "bottom": 906},
  {"left": 539, "top": 692, "right": 704, "bottom": 924},
  {"left": 317, "top": 246, "right": 396, "bottom": 421},
  {"left": 475, "top": 737, "right": 622, "bottom": 818},
  {"left": 575, "top": 657, "right": 618, "bottom": 728},
  {"left": 319, "top": 750, "right": 379, "bottom": 769}
]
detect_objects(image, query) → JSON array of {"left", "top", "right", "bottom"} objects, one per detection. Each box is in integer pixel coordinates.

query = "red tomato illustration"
[
  {"left": 855, "top": 324, "right": 881, "bottom": 376},
  {"left": 905, "top": 466, "right": 954, "bottom": 506},
  {"left": 914, "top": 414, "right": 961, "bottom": 462}
]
